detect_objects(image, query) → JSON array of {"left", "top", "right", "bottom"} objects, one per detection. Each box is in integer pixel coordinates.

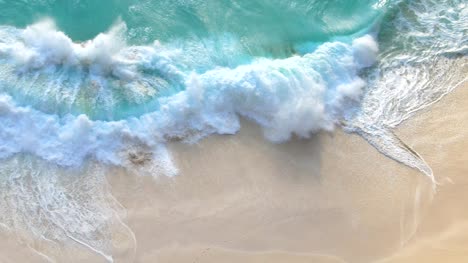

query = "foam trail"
[
  {"left": 357, "top": 0, "right": 467, "bottom": 128},
  {"left": 345, "top": 0, "right": 467, "bottom": 183},
  {"left": 0, "top": 155, "right": 136, "bottom": 262},
  {"left": 346, "top": 123, "right": 434, "bottom": 183}
]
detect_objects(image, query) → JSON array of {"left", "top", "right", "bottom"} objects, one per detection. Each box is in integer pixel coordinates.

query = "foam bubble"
[{"left": 352, "top": 34, "right": 379, "bottom": 67}]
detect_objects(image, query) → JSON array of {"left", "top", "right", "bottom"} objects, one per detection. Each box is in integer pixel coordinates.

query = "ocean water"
[{"left": 0, "top": 0, "right": 466, "bottom": 261}]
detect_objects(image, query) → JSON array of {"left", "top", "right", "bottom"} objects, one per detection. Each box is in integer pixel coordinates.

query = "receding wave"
[{"left": 346, "top": 0, "right": 467, "bottom": 181}]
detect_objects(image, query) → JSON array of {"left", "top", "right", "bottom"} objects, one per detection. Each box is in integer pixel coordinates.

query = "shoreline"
[
  {"left": 114, "top": 81, "right": 467, "bottom": 262},
  {"left": 0, "top": 82, "right": 465, "bottom": 262}
]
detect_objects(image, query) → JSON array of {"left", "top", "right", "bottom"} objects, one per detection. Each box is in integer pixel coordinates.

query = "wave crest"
[{"left": 0, "top": 20, "right": 379, "bottom": 169}]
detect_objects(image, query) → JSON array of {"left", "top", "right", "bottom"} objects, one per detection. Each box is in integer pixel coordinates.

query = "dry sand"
[{"left": 0, "top": 83, "right": 466, "bottom": 262}]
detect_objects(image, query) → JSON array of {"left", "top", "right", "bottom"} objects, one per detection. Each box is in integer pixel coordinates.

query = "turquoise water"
[
  {"left": 0, "top": 0, "right": 382, "bottom": 47},
  {"left": 0, "top": 0, "right": 386, "bottom": 120}
]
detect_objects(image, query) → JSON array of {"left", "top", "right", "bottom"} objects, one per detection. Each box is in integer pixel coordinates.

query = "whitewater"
[{"left": 0, "top": 0, "right": 466, "bottom": 261}]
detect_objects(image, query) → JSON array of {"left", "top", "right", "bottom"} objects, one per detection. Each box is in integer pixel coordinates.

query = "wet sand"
[{"left": 0, "top": 84, "right": 466, "bottom": 262}]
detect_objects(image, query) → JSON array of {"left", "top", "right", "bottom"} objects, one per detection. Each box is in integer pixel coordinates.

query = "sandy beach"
[
  {"left": 105, "top": 81, "right": 467, "bottom": 262},
  {"left": 0, "top": 84, "right": 466, "bottom": 263}
]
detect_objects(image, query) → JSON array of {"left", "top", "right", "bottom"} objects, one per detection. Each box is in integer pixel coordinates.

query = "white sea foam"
[
  {"left": 1, "top": 19, "right": 136, "bottom": 80},
  {"left": 345, "top": 0, "right": 468, "bottom": 180},
  {"left": 0, "top": 21, "right": 379, "bottom": 172},
  {"left": 0, "top": 156, "right": 136, "bottom": 262}
]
